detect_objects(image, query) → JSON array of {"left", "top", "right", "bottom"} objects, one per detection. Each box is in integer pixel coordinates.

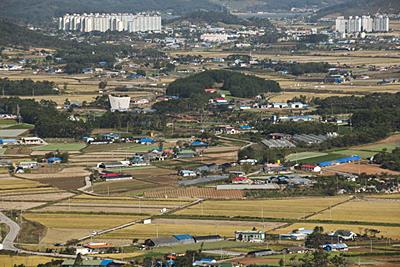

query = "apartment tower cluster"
[
  {"left": 335, "top": 15, "right": 389, "bottom": 34},
  {"left": 59, "top": 13, "right": 162, "bottom": 33}
]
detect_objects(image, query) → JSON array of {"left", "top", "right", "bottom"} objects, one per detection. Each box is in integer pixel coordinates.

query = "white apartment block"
[
  {"left": 335, "top": 14, "right": 389, "bottom": 33},
  {"left": 373, "top": 15, "right": 390, "bottom": 32},
  {"left": 59, "top": 13, "right": 161, "bottom": 33}
]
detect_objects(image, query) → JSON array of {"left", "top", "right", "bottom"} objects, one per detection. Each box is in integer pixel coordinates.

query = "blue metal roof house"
[
  {"left": 322, "top": 243, "right": 348, "bottom": 252},
  {"left": 47, "top": 157, "right": 63, "bottom": 164},
  {"left": 319, "top": 155, "right": 361, "bottom": 167},
  {"left": 191, "top": 140, "right": 209, "bottom": 147},
  {"left": 139, "top": 137, "right": 155, "bottom": 145},
  {"left": 173, "top": 234, "right": 195, "bottom": 245},
  {"left": 0, "top": 139, "right": 17, "bottom": 145},
  {"left": 239, "top": 125, "right": 253, "bottom": 130}
]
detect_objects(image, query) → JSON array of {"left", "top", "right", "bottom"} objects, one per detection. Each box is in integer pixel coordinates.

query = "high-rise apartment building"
[
  {"left": 335, "top": 14, "right": 389, "bottom": 34},
  {"left": 59, "top": 13, "right": 161, "bottom": 33}
]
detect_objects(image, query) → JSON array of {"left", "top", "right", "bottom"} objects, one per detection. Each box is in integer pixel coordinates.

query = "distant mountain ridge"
[
  {"left": 317, "top": 0, "right": 400, "bottom": 17},
  {"left": 1, "top": 0, "right": 398, "bottom": 26},
  {"left": 211, "top": 0, "right": 348, "bottom": 12},
  {"left": 0, "top": 0, "right": 221, "bottom": 25}
]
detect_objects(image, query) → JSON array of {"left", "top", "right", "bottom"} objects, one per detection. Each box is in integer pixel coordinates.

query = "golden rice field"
[
  {"left": 310, "top": 199, "right": 400, "bottom": 224},
  {"left": 68, "top": 196, "right": 192, "bottom": 207},
  {"left": 175, "top": 196, "right": 351, "bottom": 219},
  {"left": 0, "top": 255, "right": 54, "bottom": 267},
  {"left": 98, "top": 218, "right": 284, "bottom": 242},
  {"left": 169, "top": 50, "right": 400, "bottom": 66},
  {"left": 367, "top": 194, "right": 400, "bottom": 199},
  {"left": 37, "top": 196, "right": 192, "bottom": 214},
  {"left": 0, "top": 177, "right": 46, "bottom": 190},
  {"left": 23, "top": 212, "right": 145, "bottom": 244},
  {"left": 273, "top": 223, "right": 400, "bottom": 240},
  {"left": 24, "top": 212, "right": 143, "bottom": 229}
]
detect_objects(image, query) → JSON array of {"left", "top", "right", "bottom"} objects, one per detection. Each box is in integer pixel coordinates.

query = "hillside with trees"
[
  {"left": 0, "top": 0, "right": 221, "bottom": 25},
  {"left": 0, "top": 20, "right": 69, "bottom": 49},
  {"left": 168, "top": 11, "right": 277, "bottom": 29},
  {"left": 166, "top": 70, "right": 281, "bottom": 98},
  {"left": 0, "top": 20, "right": 137, "bottom": 74},
  {"left": 314, "top": 93, "right": 400, "bottom": 148},
  {"left": 211, "top": 0, "right": 347, "bottom": 12},
  {"left": 374, "top": 148, "right": 400, "bottom": 171},
  {"left": 316, "top": 0, "right": 400, "bottom": 18},
  {"left": 0, "top": 79, "right": 59, "bottom": 96},
  {"left": 0, "top": 98, "right": 89, "bottom": 138}
]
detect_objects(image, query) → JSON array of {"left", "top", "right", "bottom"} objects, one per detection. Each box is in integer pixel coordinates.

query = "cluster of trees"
[
  {"left": 0, "top": 78, "right": 58, "bottom": 96},
  {"left": 300, "top": 34, "right": 329, "bottom": 44},
  {"left": 171, "top": 11, "right": 278, "bottom": 29},
  {"left": 314, "top": 93, "right": 400, "bottom": 115},
  {"left": 92, "top": 111, "right": 166, "bottom": 132},
  {"left": 374, "top": 148, "right": 400, "bottom": 171},
  {"left": 0, "top": 98, "right": 90, "bottom": 138},
  {"left": 239, "top": 144, "right": 289, "bottom": 163},
  {"left": 57, "top": 44, "right": 133, "bottom": 74},
  {"left": 314, "top": 93, "right": 400, "bottom": 148},
  {"left": 153, "top": 95, "right": 209, "bottom": 114},
  {"left": 262, "top": 60, "right": 332, "bottom": 75},
  {"left": 172, "top": 10, "right": 245, "bottom": 25},
  {"left": 257, "top": 121, "right": 336, "bottom": 135},
  {"left": 166, "top": 70, "right": 281, "bottom": 98}
]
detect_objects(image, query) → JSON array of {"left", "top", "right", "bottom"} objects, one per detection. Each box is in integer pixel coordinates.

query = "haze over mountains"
[{"left": 0, "top": 0, "right": 398, "bottom": 25}]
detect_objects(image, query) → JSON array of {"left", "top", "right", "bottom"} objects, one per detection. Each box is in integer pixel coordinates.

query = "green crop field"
[
  {"left": 83, "top": 143, "right": 161, "bottom": 153},
  {"left": 333, "top": 149, "right": 376, "bottom": 159},
  {"left": 286, "top": 152, "right": 328, "bottom": 162},
  {"left": 5, "top": 123, "right": 34, "bottom": 129},
  {"left": 32, "top": 143, "right": 87, "bottom": 151},
  {"left": 298, "top": 153, "right": 347, "bottom": 164},
  {"left": 356, "top": 143, "right": 399, "bottom": 153}
]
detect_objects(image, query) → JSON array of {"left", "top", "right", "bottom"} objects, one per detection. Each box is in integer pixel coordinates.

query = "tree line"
[
  {"left": 374, "top": 148, "right": 400, "bottom": 171},
  {"left": 0, "top": 98, "right": 89, "bottom": 139},
  {"left": 0, "top": 78, "right": 58, "bottom": 96},
  {"left": 262, "top": 60, "right": 333, "bottom": 75},
  {"left": 166, "top": 69, "right": 281, "bottom": 98}
]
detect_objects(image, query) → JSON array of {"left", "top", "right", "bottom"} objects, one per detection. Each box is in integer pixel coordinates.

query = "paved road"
[{"left": 0, "top": 211, "right": 20, "bottom": 251}]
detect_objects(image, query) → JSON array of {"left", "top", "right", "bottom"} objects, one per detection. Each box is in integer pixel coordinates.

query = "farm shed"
[
  {"left": 144, "top": 236, "right": 181, "bottom": 247},
  {"left": 138, "top": 137, "right": 155, "bottom": 145},
  {"left": 322, "top": 243, "right": 348, "bottom": 252},
  {"left": 247, "top": 249, "right": 275, "bottom": 257},
  {"left": 194, "top": 235, "right": 223, "bottom": 243},
  {"left": 283, "top": 246, "right": 309, "bottom": 254},
  {"left": 191, "top": 140, "right": 209, "bottom": 148},
  {"left": 217, "top": 184, "right": 280, "bottom": 190},
  {"left": 173, "top": 234, "right": 195, "bottom": 245},
  {"left": 319, "top": 155, "right": 361, "bottom": 167}
]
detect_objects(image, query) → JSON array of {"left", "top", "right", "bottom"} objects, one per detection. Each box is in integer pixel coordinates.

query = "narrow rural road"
[{"left": 0, "top": 211, "right": 20, "bottom": 251}]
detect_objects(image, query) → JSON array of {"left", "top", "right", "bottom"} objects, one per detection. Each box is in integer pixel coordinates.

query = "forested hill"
[
  {"left": 0, "top": 20, "right": 69, "bottom": 49},
  {"left": 211, "top": 0, "right": 347, "bottom": 12},
  {"left": 317, "top": 0, "right": 400, "bottom": 17},
  {"left": 167, "top": 11, "right": 276, "bottom": 28},
  {"left": 0, "top": 0, "right": 221, "bottom": 25}
]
